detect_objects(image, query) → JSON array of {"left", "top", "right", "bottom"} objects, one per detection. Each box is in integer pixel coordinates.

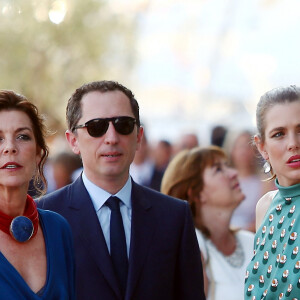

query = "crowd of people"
[{"left": 0, "top": 81, "right": 299, "bottom": 299}]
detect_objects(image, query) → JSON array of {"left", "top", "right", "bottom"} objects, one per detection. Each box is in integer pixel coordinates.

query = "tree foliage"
[{"left": 0, "top": 0, "right": 137, "bottom": 132}]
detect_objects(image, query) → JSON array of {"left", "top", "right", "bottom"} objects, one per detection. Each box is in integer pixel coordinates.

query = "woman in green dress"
[{"left": 245, "top": 85, "right": 300, "bottom": 299}]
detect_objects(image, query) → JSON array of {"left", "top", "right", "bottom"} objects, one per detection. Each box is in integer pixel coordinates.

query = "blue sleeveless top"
[{"left": 244, "top": 180, "right": 300, "bottom": 299}]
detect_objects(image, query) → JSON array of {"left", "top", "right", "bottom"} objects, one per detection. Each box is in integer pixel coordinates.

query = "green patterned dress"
[{"left": 244, "top": 180, "right": 300, "bottom": 299}]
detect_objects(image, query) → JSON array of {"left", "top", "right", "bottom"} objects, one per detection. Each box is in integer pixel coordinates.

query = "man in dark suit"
[{"left": 37, "top": 80, "right": 205, "bottom": 300}]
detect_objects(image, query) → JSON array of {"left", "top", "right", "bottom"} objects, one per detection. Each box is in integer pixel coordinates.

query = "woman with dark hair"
[
  {"left": 245, "top": 85, "right": 300, "bottom": 299},
  {"left": 161, "top": 145, "right": 254, "bottom": 300},
  {"left": 0, "top": 90, "right": 75, "bottom": 299}
]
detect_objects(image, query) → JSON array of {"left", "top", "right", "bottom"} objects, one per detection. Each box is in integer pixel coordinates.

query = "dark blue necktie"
[{"left": 106, "top": 196, "right": 128, "bottom": 296}]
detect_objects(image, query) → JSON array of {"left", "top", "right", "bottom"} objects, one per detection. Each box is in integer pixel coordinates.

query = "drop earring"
[{"left": 263, "top": 161, "right": 271, "bottom": 174}]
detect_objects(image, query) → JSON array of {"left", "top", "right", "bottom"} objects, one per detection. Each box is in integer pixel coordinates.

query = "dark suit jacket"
[{"left": 37, "top": 176, "right": 205, "bottom": 300}]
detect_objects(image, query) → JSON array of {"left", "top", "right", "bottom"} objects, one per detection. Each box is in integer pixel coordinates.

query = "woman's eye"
[
  {"left": 215, "top": 165, "right": 223, "bottom": 172},
  {"left": 272, "top": 132, "right": 283, "bottom": 138},
  {"left": 17, "top": 134, "right": 31, "bottom": 141}
]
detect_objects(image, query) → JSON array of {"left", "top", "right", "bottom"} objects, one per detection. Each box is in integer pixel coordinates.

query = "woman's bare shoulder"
[{"left": 256, "top": 189, "right": 278, "bottom": 231}]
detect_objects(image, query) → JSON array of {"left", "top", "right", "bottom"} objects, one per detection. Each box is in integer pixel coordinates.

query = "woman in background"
[
  {"left": 161, "top": 145, "right": 254, "bottom": 300},
  {"left": 245, "top": 85, "right": 300, "bottom": 299},
  {"left": 223, "top": 129, "right": 275, "bottom": 232},
  {"left": 0, "top": 90, "right": 75, "bottom": 299}
]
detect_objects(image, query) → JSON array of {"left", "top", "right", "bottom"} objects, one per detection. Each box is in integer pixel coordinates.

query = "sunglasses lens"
[
  {"left": 86, "top": 119, "right": 108, "bottom": 137},
  {"left": 114, "top": 118, "right": 135, "bottom": 135},
  {"left": 79, "top": 117, "right": 136, "bottom": 137}
]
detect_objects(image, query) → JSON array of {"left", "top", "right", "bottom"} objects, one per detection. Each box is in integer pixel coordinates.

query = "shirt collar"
[{"left": 82, "top": 171, "right": 132, "bottom": 211}]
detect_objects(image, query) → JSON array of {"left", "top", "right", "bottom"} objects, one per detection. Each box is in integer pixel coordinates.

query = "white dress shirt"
[{"left": 82, "top": 172, "right": 132, "bottom": 256}]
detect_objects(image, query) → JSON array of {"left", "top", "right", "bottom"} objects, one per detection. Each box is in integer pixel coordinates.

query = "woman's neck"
[
  {"left": 0, "top": 186, "right": 28, "bottom": 217},
  {"left": 195, "top": 207, "right": 236, "bottom": 256}
]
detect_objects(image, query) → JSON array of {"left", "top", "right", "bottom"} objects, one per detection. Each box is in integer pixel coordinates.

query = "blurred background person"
[
  {"left": 130, "top": 132, "right": 164, "bottom": 191},
  {"left": 151, "top": 139, "right": 172, "bottom": 172},
  {"left": 161, "top": 145, "right": 254, "bottom": 300},
  {"left": 223, "top": 129, "right": 275, "bottom": 232},
  {"left": 172, "top": 132, "right": 199, "bottom": 156},
  {"left": 51, "top": 151, "right": 83, "bottom": 190},
  {"left": 210, "top": 125, "right": 227, "bottom": 147}
]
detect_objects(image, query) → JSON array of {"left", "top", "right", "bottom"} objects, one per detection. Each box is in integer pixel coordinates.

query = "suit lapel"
[
  {"left": 69, "top": 178, "right": 122, "bottom": 298},
  {"left": 126, "top": 182, "right": 156, "bottom": 300}
]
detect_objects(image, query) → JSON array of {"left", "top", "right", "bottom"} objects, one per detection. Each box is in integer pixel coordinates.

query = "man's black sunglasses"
[{"left": 73, "top": 116, "right": 137, "bottom": 137}]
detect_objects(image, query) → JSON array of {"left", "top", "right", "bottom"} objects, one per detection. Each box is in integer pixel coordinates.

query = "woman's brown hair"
[
  {"left": 0, "top": 90, "right": 49, "bottom": 195},
  {"left": 161, "top": 145, "right": 226, "bottom": 237}
]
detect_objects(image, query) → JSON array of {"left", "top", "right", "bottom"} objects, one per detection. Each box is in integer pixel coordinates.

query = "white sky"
[{"left": 122, "top": 0, "right": 300, "bottom": 144}]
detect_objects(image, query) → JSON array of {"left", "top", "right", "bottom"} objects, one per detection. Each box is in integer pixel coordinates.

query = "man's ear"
[
  {"left": 136, "top": 126, "right": 144, "bottom": 151},
  {"left": 254, "top": 135, "right": 269, "bottom": 160},
  {"left": 66, "top": 130, "right": 80, "bottom": 155}
]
